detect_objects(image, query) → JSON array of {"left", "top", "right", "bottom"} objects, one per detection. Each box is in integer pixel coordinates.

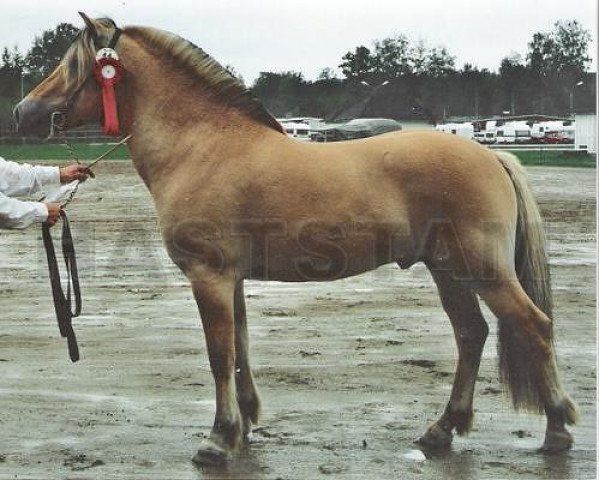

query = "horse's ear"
[{"left": 78, "top": 12, "right": 98, "bottom": 38}]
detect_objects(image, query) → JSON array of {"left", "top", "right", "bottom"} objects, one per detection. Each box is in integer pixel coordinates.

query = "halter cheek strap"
[
  {"left": 88, "top": 25, "right": 122, "bottom": 50},
  {"left": 108, "top": 28, "right": 122, "bottom": 49}
]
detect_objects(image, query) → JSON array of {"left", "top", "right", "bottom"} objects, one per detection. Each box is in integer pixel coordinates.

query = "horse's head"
[{"left": 14, "top": 13, "right": 121, "bottom": 137}]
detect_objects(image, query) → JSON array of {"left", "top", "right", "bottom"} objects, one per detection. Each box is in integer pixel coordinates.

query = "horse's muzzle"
[{"left": 13, "top": 98, "right": 58, "bottom": 137}]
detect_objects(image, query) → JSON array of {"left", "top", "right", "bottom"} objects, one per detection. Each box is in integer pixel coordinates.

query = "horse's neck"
[{"left": 118, "top": 47, "right": 263, "bottom": 191}]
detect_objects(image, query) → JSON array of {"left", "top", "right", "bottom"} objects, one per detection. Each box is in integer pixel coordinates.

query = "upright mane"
[{"left": 123, "top": 25, "right": 284, "bottom": 133}]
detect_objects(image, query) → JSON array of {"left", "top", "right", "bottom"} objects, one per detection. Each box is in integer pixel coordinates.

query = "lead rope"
[
  {"left": 40, "top": 126, "right": 81, "bottom": 361},
  {"left": 42, "top": 130, "right": 132, "bottom": 361},
  {"left": 42, "top": 210, "right": 81, "bottom": 362}
]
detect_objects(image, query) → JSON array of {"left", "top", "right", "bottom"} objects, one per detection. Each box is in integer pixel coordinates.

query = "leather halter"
[{"left": 58, "top": 27, "right": 124, "bottom": 128}]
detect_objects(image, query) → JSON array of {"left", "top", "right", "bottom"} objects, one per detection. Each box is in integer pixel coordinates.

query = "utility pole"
[
  {"left": 510, "top": 91, "right": 516, "bottom": 116},
  {"left": 569, "top": 81, "right": 584, "bottom": 118}
]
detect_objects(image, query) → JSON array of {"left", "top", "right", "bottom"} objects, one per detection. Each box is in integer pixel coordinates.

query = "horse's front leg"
[
  {"left": 234, "top": 280, "right": 261, "bottom": 437},
  {"left": 191, "top": 277, "right": 243, "bottom": 465}
]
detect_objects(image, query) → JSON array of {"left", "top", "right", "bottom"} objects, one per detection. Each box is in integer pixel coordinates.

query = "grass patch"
[
  {"left": 0, "top": 142, "right": 130, "bottom": 162},
  {"left": 509, "top": 150, "right": 596, "bottom": 168}
]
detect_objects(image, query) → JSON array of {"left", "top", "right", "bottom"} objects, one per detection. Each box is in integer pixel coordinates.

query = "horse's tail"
[
  {"left": 496, "top": 151, "right": 553, "bottom": 319},
  {"left": 494, "top": 151, "right": 558, "bottom": 413}
]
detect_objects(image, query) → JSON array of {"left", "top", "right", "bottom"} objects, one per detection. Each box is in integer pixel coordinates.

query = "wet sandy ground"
[{"left": 0, "top": 162, "right": 596, "bottom": 479}]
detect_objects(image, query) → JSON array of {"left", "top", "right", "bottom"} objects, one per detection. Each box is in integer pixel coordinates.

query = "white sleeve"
[
  {"left": 0, "top": 156, "right": 60, "bottom": 197},
  {"left": 0, "top": 191, "right": 48, "bottom": 229}
]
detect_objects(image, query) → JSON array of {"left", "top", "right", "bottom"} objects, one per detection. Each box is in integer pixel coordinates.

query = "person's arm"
[
  {"left": 0, "top": 157, "right": 60, "bottom": 197},
  {"left": 0, "top": 191, "right": 63, "bottom": 230},
  {"left": 0, "top": 191, "right": 48, "bottom": 229}
]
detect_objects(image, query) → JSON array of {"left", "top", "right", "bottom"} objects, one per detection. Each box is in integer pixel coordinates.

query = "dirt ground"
[{"left": 0, "top": 162, "right": 596, "bottom": 479}]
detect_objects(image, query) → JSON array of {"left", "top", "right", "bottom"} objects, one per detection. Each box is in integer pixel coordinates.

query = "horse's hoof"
[
  {"left": 416, "top": 423, "right": 453, "bottom": 449},
  {"left": 242, "top": 418, "right": 253, "bottom": 439},
  {"left": 539, "top": 430, "right": 573, "bottom": 453},
  {"left": 192, "top": 440, "right": 232, "bottom": 466}
]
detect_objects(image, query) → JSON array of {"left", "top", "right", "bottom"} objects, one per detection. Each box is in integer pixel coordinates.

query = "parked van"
[{"left": 474, "top": 131, "right": 496, "bottom": 144}]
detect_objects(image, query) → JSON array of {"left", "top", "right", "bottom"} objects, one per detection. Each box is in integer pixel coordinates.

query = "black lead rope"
[{"left": 42, "top": 210, "right": 81, "bottom": 362}]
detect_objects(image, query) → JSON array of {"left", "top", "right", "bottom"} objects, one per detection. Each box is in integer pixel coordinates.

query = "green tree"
[
  {"left": 371, "top": 36, "right": 412, "bottom": 77},
  {"left": 499, "top": 54, "right": 525, "bottom": 114},
  {"left": 410, "top": 41, "right": 429, "bottom": 75},
  {"left": 424, "top": 47, "right": 455, "bottom": 77},
  {"left": 410, "top": 41, "right": 455, "bottom": 77},
  {"left": 1, "top": 47, "right": 11, "bottom": 70},
  {"left": 526, "top": 20, "right": 591, "bottom": 76},
  {"left": 317, "top": 67, "right": 337, "bottom": 81},
  {"left": 0, "top": 47, "right": 24, "bottom": 99},
  {"left": 1, "top": 47, "right": 24, "bottom": 73},
  {"left": 339, "top": 46, "right": 374, "bottom": 79},
  {"left": 525, "top": 20, "right": 592, "bottom": 114},
  {"left": 25, "top": 22, "right": 79, "bottom": 80},
  {"left": 251, "top": 71, "right": 307, "bottom": 116}
]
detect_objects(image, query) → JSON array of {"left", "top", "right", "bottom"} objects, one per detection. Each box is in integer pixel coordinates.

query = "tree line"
[
  {"left": 252, "top": 20, "right": 595, "bottom": 122},
  {"left": 0, "top": 19, "right": 595, "bottom": 136}
]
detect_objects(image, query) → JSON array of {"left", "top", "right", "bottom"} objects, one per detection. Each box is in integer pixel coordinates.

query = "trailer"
[
  {"left": 435, "top": 122, "right": 474, "bottom": 139},
  {"left": 531, "top": 120, "right": 574, "bottom": 144},
  {"left": 279, "top": 121, "right": 312, "bottom": 141},
  {"left": 495, "top": 121, "right": 532, "bottom": 144}
]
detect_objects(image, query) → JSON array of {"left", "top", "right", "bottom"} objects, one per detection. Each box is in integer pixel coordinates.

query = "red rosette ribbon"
[{"left": 93, "top": 57, "right": 124, "bottom": 136}]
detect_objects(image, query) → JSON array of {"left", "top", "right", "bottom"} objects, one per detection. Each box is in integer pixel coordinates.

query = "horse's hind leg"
[
  {"left": 478, "top": 279, "right": 578, "bottom": 452},
  {"left": 417, "top": 268, "right": 489, "bottom": 448},
  {"left": 234, "top": 280, "right": 261, "bottom": 437}
]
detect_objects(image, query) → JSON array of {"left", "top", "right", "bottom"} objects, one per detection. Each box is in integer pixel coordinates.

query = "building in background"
[{"left": 574, "top": 114, "right": 597, "bottom": 154}]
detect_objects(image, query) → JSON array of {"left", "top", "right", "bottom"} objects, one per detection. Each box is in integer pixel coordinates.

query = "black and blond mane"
[{"left": 68, "top": 19, "right": 283, "bottom": 133}]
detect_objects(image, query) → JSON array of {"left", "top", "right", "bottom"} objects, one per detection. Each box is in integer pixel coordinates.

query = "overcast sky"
[{"left": 1, "top": 0, "right": 597, "bottom": 84}]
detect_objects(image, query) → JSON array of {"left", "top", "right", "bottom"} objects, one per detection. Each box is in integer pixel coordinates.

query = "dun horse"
[{"left": 14, "top": 14, "right": 577, "bottom": 464}]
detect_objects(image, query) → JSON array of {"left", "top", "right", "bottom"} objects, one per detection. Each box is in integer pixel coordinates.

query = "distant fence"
[
  {"left": 0, "top": 125, "right": 114, "bottom": 145},
  {"left": 489, "top": 144, "right": 575, "bottom": 151}
]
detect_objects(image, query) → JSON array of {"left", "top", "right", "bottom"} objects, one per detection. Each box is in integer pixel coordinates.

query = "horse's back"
[{"left": 303, "top": 130, "right": 517, "bottom": 224}]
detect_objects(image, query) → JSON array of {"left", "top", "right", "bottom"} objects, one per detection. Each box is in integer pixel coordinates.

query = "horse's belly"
[{"left": 239, "top": 223, "right": 414, "bottom": 282}]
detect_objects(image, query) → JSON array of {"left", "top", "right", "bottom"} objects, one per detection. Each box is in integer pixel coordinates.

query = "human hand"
[
  {"left": 59, "top": 164, "right": 90, "bottom": 183},
  {"left": 45, "top": 203, "right": 62, "bottom": 227}
]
